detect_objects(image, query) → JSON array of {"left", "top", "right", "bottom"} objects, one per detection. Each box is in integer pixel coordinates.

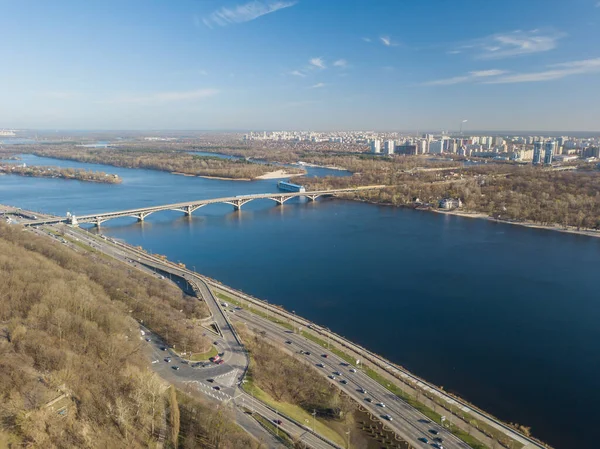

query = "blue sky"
[{"left": 1, "top": 0, "right": 600, "bottom": 131}]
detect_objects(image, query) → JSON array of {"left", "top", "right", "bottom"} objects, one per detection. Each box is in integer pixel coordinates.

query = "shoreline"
[
  {"left": 350, "top": 197, "right": 600, "bottom": 239},
  {"left": 433, "top": 208, "right": 600, "bottom": 238},
  {"left": 172, "top": 168, "right": 304, "bottom": 181},
  {"left": 254, "top": 169, "right": 304, "bottom": 180}
]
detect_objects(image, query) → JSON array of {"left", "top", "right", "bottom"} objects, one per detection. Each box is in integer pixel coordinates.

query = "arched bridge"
[{"left": 24, "top": 186, "right": 385, "bottom": 227}]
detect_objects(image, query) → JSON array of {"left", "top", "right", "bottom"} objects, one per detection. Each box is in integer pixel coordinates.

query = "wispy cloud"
[
  {"left": 486, "top": 58, "right": 600, "bottom": 83},
  {"left": 362, "top": 37, "right": 372, "bottom": 43},
  {"left": 333, "top": 59, "right": 348, "bottom": 68},
  {"left": 380, "top": 36, "right": 396, "bottom": 47},
  {"left": 309, "top": 82, "right": 326, "bottom": 89},
  {"left": 289, "top": 70, "right": 306, "bottom": 77},
  {"left": 423, "top": 69, "right": 507, "bottom": 86},
  {"left": 203, "top": 0, "right": 296, "bottom": 28},
  {"left": 452, "top": 29, "right": 564, "bottom": 59},
  {"left": 309, "top": 57, "right": 326, "bottom": 69},
  {"left": 101, "top": 89, "right": 219, "bottom": 104}
]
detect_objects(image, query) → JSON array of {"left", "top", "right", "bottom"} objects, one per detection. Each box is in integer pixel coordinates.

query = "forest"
[
  {"left": 0, "top": 223, "right": 235, "bottom": 448},
  {"left": 298, "top": 157, "right": 600, "bottom": 231},
  {"left": 2, "top": 145, "right": 304, "bottom": 180},
  {"left": 0, "top": 163, "right": 121, "bottom": 184}
]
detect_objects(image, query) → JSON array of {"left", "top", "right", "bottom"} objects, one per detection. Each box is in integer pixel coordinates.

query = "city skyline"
[{"left": 1, "top": 0, "right": 600, "bottom": 131}]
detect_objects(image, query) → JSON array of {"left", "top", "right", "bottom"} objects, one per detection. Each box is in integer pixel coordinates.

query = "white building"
[
  {"left": 384, "top": 140, "right": 395, "bottom": 155},
  {"left": 370, "top": 139, "right": 381, "bottom": 154}
]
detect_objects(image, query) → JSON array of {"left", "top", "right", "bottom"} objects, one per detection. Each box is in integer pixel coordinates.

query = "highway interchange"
[{"left": 29, "top": 221, "right": 472, "bottom": 449}]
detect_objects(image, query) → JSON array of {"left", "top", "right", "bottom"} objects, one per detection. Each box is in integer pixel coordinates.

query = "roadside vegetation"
[
  {"left": 0, "top": 222, "right": 220, "bottom": 447},
  {"left": 238, "top": 325, "right": 354, "bottom": 447}
]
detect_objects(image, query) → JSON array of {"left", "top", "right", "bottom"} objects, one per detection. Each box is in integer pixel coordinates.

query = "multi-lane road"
[{"left": 34, "top": 225, "right": 341, "bottom": 449}]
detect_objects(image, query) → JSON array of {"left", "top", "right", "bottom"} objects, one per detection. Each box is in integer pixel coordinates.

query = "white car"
[
  {"left": 376, "top": 402, "right": 386, "bottom": 408},
  {"left": 350, "top": 368, "right": 357, "bottom": 373}
]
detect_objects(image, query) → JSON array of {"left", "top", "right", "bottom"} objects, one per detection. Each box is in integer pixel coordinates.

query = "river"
[{"left": 1, "top": 154, "right": 598, "bottom": 449}]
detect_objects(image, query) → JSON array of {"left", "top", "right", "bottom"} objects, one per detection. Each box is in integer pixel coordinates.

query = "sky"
[{"left": 1, "top": 0, "right": 600, "bottom": 132}]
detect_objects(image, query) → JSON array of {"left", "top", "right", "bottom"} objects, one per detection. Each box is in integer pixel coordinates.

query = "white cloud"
[
  {"left": 309, "top": 82, "right": 326, "bottom": 89},
  {"left": 380, "top": 36, "right": 393, "bottom": 46},
  {"left": 362, "top": 37, "right": 372, "bottom": 43},
  {"left": 452, "top": 29, "right": 564, "bottom": 59},
  {"left": 423, "top": 69, "right": 507, "bottom": 86},
  {"left": 101, "top": 89, "right": 219, "bottom": 104},
  {"left": 203, "top": 1, "right": 296, "bottom": 28},
  {"left": 290, "top": 70, "right": 306, "bottom": 77},
  {"left": 333, "top": 59, "right": 347, "bottom": 68},
  {"left": 309, "top": 57, "right": 326, "bottom": 69},
  {"left": 485, "top": 58, "right": 600, "bottom": 84}
]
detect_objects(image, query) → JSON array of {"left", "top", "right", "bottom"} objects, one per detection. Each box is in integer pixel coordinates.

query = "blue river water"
[{"left": 1, "top": 154, "right": 598, "bottom": 449}]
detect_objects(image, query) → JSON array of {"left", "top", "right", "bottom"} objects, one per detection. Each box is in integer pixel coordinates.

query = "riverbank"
[
  {"left": 0, "top": 163, "right": 121, "bottom": 184},
  {"left": 433, "top": 208, "right": 600, "bottom": 239},
  {"left": 255, "top": 169, "right": 304, "bottom": 180}
]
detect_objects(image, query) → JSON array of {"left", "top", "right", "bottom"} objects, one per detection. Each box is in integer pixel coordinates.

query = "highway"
[
  {"left": 34, "top": 225, "right": 341, "bottom": 449},
  {"left": 233, "top": 310, "right": 471, "bottom": 449}
]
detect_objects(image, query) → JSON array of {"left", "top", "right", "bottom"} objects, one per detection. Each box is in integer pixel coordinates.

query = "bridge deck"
[{"left": 23, "top": 186, "right": 385, "bottom": 226}]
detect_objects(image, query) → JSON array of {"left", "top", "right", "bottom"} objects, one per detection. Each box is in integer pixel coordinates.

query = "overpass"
[{"left": 24, "top": 185, "right": 385, "bottom": 227}]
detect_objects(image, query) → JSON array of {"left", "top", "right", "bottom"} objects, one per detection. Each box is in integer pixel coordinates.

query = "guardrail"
[{"left": 205, "top": 280, "right": 546, "bottom": 449}]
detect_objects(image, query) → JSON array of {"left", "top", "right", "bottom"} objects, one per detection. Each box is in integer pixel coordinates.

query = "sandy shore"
[
  {"left": 255, "top": 169, "right": 304, "bottom": 180},
  {"left": 434, "top": 208, "right": 600, "bottom": 238}
]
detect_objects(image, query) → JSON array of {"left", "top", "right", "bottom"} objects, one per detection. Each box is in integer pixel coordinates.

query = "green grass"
[
  {"left": 242, "top": 367, "right": 346, "bottom": 447},
  {"left": 216, "top": 288, "right": 496, "bottom": 449},
  {"left": 253, "top": 414, "right": 296, "bottom": 448},
  {"left": 216, "top": 291, "right": 293, "bottom": 331},
  {"left": 189, "top": 346, "right": 218, "bottom": 361}
]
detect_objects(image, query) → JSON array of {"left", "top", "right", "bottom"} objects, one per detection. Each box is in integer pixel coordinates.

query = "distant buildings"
[
  {"left": 533, "top": 141, "right": 543, "bottom": 165},
  {"left": 544, "top": 141, "right": 556, "bottom": 165},
  {"left": 0, "top": 130, "right": 16, "bottom": 137},
  {"left": 395, "top": 144, "right": 418, "bottom": 155},
  {"left": 370, "top": 139, "right": 381, "bottom": 154},
  {"left": 429, "top": 140, "right": 444, "bottom": 154},
  {"left": 384, "top": 140, "right": 395, "bottom": 155}
]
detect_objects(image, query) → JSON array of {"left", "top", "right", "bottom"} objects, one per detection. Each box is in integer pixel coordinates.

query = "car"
[
  {"left": 418, "top": 419, "right": 431, "bottom": 424},
  {"left": 383, "top": 414, "right": 393, "bottom": 421},
  {"left": 358, "top": 388, "right": 367, "bottom": 394},
  {"left": 365, "top": 398, "right": 372, "bottom": 403},
  {"left": 340, "top": 362, "right": 349, "bottom": 366},
  {"left": 145, "top": 338, "right": 151, "bottom": 342},
  {"left": 285, "top": 340, "right": 292, "bottom": 344},
  {"left": 431, "top": 444, "right": 444, "bottom": 449},
  {"left": 340, "top": 379, "right": 348, "bottom": 385},
  {"left": 160, "top": 347, "right": 167, "bottom": 351},
  {"left": 349, "top": 368, "right": 357, "bottom": 373},
  {"left": 316, "top": 363, "right": 324, "bottom": 368},
  {"left": 207, "top": 378, "right": 214, "bottom": 383},
  {"left": 214, "top": 341, "right": 218, "bottom": 345},
  {"left": 213, "top": 386, "right": 221, "bottom": 390},
  {"left": 333, "top": 371, "right": 341, "bottom": 376},
  {"left": 181, "top": 360, "right": 189, "bottom": 365},
  {"left": 171, "top": 365, "right": 179, "bottom": 370},
  {"left": 217, "top": 359, "right": 224, "bottom": 365},
  {"left": 376, "top": 402, "right": 386, "bottom": 408},
  {"left": 428, "top": 429, "right": 439, "bottom": 435},
  {"left": 274, "top": 419, "right": 282, "bottom": 425},
  {"left": 304, "top": 352, "right": 311, "bottom": 356},
  {"left": 218, "top": 352, "right": 224, "bottom": 357},
  {"left": 433, "top": 437, "right": 443, "bottom": 443},
  {"left": 418, "top": 437, "right": 429, "bottom": 444},
  {"left": 328, "top": 375, "right": 336, "bottom": 380},
  {"left": 321, "top": 354, "right": 328, "bottom": 358},
  {"left": 164, "top": 357, "right": 171, "bottom": 362}
]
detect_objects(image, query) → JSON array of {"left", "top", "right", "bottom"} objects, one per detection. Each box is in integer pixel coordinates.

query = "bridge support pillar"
[
  {"left": 307, "top": 195, "right": 318, "bottom": 202},
  {"left": 184, "top": 205, "right": 193, "bottom": 217}
]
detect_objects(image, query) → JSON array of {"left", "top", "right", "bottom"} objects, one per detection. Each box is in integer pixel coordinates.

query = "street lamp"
[{"left": 312, "top": 410, "right": 316, "bottom": 432}]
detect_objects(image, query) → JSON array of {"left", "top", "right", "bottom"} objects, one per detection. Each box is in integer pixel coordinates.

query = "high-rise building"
[
  {"left": 544, "top": 141, "right": 556, "bottom": 165},
  {"left": 533, "top": 141, "right": 543, "bottom": 165},
  {"left": 384, "top": 140, "right": 395, "bottom": 155},
  {"left": 494, "top": 136, "right": 504, "bottom": 146},
  {"left": 429, "top": 140, "right": 444, "bottom": 154},
  {"left": 370, "top": 139, "right": 381, "bottom": 154}
]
